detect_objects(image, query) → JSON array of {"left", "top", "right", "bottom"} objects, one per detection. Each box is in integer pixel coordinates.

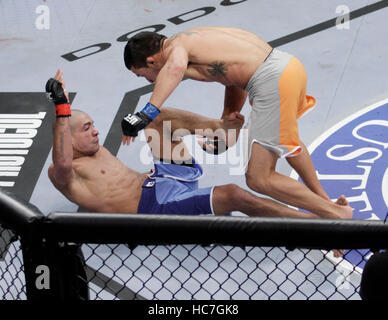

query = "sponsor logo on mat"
[{"left": 291, "top": 98, "right": 388, "bottom": 269}]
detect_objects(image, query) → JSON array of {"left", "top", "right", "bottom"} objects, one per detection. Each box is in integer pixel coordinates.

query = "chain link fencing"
[
  {"left": 82, "top": 243, "right": 373, "bottom": 300},
  {"left": 1, "top": 203, "right": 387, "bottom": 300},
  {"left": 0, "top": 226, "right": 26, "bottom": 300}
]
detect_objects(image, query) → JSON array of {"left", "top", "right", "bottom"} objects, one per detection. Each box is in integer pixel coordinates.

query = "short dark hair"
[{"left": 124, "top": 31, "right": 167, "bottom": 70}]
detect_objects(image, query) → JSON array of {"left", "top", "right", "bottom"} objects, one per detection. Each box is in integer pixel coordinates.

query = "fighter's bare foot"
[
  {"left": 336, "top": 195, "right": 348, "bottom": 206},
  {"left": 332, "top": 195, "right": 353, "bottom": 258},
  {"left": 333, "top": 249, "right": 345, "bottom": 258},
  {"left": 335, "top": 195, "right": 353, "bottom": 219}
]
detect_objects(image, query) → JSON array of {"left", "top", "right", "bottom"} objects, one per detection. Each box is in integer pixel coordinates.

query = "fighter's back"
[{"left": 167, "top": 26, "right": 272, "bottom": 87}]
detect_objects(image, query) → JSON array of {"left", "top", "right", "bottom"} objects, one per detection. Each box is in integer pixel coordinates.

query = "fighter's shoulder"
[
  {"left": 167, "top": 30, "right": 200, "bottom": 48},
  {"left": 48, "top": 162, "right": 76, "bottom": 182},
  {"left": 169, "top": 29, "right": 199, "bottom": 40},
  {"left": 48, "top": 163, "right": 75, "bottom": 196}
]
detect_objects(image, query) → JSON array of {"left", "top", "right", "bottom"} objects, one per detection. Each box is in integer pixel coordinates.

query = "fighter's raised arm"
[{"left": 46, "top": 69, "right": 74, "bottom": 186}]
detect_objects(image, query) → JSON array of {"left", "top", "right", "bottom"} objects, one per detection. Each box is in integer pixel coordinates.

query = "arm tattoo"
[
  {"left": 207, "top": 62, "right": 228, "bottom": 77},
  {"left": 55, "top": 118, "right": 68, "bottom": 162},
  {"left": 58, "top": 131, "right": 65, "bottom": 161}
]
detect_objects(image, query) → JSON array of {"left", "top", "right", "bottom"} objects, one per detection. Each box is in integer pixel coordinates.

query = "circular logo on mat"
[{"left": 291, "top": 99, "right": 388, "bottom": 270}]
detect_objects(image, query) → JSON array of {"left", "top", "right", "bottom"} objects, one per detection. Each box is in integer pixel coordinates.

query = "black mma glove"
[
  {"left": 121, "top": 103, "right": 160, "bottom": 137},
  {"left": 201, "top": 137, "right": 229, "bottom": 155},
  {"left": 45, "top": 78, "right": 71, "bottom": 117}
]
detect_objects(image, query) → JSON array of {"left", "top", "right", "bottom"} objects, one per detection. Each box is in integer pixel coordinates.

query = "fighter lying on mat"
[{"left": 46, "top": 69, "right": 352, "bottom": 224}]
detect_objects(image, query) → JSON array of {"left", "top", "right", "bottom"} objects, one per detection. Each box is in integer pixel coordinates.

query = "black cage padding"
[
  {"left": 43, "top": 212, "right": 388, "bottom": 250},
  {"left": 2, "top": 187, "right": 388, "bottom": 301},
  {"left": 0, "top": 188, "right": 45, "bottom": 232},
  {"left": 0, "top": 189, "right": 88, "bottom": 300}
]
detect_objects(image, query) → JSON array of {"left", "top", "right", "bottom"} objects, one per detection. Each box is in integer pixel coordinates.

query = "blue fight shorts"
[{"left": 137, "top": 160, "right": 215, "bottom": 215}]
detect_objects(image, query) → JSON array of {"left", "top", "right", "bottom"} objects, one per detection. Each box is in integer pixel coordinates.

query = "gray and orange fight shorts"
[{"left": 244, "top": 48, "right": 316, "bottom": 162}]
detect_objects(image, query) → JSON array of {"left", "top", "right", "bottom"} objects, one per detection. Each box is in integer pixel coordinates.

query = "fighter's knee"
[
  {"left": 245, "top": 173, "right": 269, "bottom": 194},
  {"left": 227, "top": 183, "right": 241, "bottom": 193},
  {"left": 216, "top": 184, "right": 243, "bottom": 205}
]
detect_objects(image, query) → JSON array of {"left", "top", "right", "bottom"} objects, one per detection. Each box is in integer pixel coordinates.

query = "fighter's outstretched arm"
[
  {"left": 149, "top": 46, "right": 188, "bottom": 109},
  {"left": 47, "top": 69, "right": 74, "bottom": 185},
  {"left": 121, "top": 46, "right": 188, "bottom": 143}
]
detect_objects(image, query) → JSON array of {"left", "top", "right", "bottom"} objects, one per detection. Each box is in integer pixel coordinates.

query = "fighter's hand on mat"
[
  {"left": 45, "top": 69, "right": 71, "bottom": 117},
  {"left": 121, "top": 103, "right": 160, "bottom": 145}
]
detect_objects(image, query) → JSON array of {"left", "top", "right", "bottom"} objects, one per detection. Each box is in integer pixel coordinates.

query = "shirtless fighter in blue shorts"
[{"left": 47, "top": 69, "right": 348, "bottom": 220}]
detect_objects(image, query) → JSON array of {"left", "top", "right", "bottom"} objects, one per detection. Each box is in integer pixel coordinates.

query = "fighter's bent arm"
[
  {"left": 46, "top": 70, "right": 74, "bottom": 185},
  {"left": 149, "top": 46, "right": 188, "bottom": 109},
  {"left": 222, "top": 86, "right": 248, "bottom": 119},
  {"left": 121, "top": 46, "right": 189, "bottom": 141},
  {"left": 51, "top": 117, "right": 74, "bottom": 185}
]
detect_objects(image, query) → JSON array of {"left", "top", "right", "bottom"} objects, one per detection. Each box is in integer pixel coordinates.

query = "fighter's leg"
[
  {"left": 286, "top": 141, "right": 330, "bottom": 200},
  {"left": 149, "top": 107, "right": 219, "bottom": 134},
  {"left": 153, "top": 107, "right": 243, "bottom": 140},
  {"left": 122, "top": 107, "right": 230, "bottom": 145},
  {"left": 245, "top": 142, "right": 353, "bottom": 220},
  {"left": 211, "top": 184, "right": 319, "bottom": 218},
  {"left": 144, "top": 109, "right": 191, "bottom": 163},
  {"left": 212, "top": 184, "right": 349, "bottom": 257},
  {"left": 145, "top": 107, "right": 243, "bottom": 161}
]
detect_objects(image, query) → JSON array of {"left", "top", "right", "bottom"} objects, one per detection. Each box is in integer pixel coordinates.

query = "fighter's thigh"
[
  {"left": 245, "top": 142, "right": 278, "bottom": 189},
  {"left": 277, "top": 57, "right": 310, "bottom": 153},
  {"left": 144, "top": 126, "right": 190, "bottom": 161}
]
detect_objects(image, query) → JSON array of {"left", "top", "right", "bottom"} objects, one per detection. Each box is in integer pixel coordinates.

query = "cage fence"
[
  {"left": 0, "top": 227, "right": 26, "bottom": 300},
  {"left": 0, "top": 200, "right": 387, "bottom": 301},
  {"left": 81, "top": 243, "right": 369, "bottom": 300}
]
